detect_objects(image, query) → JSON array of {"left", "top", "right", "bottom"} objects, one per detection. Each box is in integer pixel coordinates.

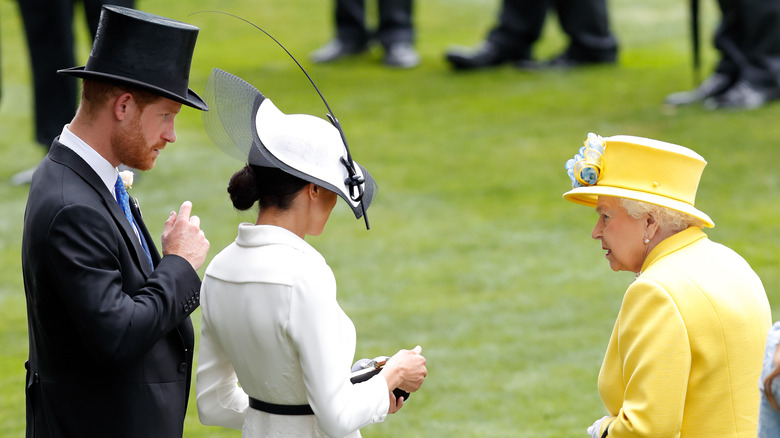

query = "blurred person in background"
[
  {"left": 445, "top": 0, "right": 617, "bottom": 70},
  {"left": 563, "top": 133, "right": 771, "bottom": 437},
  {"left": 11, "top": 0, "right": 135, "bottom": 185},
  {"left": 309, "top": 0, "right": 419, "bottom": 68},
  {"left": 196, "top": 68, "right": 427, "bottom": 437},
  {"left": 0, "top": 18, "right": 3, "bottom": 106},
  {"left": 758, "top": 323, "right": 780, "bottom": 437},
  {"left": 665, "top": 0, "right": 780, "bottom": 110},
  {"left": 22, "top": 7, "right": 209, "bottom": 437}
]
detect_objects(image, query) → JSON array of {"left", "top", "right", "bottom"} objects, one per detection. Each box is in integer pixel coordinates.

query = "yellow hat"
[{"left": 562, "top": 133, "right": 714, "bottom": 228}]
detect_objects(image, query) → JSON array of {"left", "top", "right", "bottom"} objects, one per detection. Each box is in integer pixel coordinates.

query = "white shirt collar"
[{"left": 59, "top": 125, "right": 119, "bottom": 197}]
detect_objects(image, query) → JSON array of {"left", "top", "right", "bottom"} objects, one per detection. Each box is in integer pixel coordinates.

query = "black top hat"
[{"left": 58, "top": 5, "right": 208, "bottom": 111}]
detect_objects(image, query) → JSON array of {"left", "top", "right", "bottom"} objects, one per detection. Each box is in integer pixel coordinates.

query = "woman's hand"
[
  {"left": 380, "top": 345, "right": 427, "bottom": 396},
  {"left": 387, "top": 391, "right": 404, "bottom": 414},
  {"left": 587, "top": 416, "right": 612, "bottom": 438}
]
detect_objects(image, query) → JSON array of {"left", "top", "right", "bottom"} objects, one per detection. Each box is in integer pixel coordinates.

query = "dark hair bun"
[
  {"left": 227, "top": 165, "right": 259, "bottom": 211},
  {"left": 226, "top": 165, "right": 309, "bottom": 212}
]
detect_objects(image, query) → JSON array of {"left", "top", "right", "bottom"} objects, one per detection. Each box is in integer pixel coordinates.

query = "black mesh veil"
[{"left": 202, "top": 68, "right": 271, "bottom": 166}]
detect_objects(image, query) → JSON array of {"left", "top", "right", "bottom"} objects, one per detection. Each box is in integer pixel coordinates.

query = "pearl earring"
[{"left": 643, "top": 238, "right": 650, "bottom": 244}]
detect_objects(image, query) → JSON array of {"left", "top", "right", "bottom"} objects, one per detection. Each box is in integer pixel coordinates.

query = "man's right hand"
[{"left": 161, "top": 201, "right": 210, "bottom": 270}]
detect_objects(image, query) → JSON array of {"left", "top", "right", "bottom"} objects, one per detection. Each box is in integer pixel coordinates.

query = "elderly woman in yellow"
[{"left": 563, "top": 133, "right": 772, "bottom": 437}]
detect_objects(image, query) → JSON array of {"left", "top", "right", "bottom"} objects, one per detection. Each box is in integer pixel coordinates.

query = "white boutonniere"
[{"left": 119, "top": 170, "right": 134, "bottom": 190}]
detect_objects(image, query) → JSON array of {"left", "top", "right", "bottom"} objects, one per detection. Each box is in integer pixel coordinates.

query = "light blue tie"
[{"left": 115, "top": 175, "right": 153, "bottom": 268}]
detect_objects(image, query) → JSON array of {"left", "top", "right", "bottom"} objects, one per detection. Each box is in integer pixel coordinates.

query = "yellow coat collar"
[{"left": 640, "top": 227, "right": 707, "bottom": 275}]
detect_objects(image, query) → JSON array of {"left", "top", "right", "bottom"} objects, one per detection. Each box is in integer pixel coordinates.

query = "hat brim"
[
  {"left": 201, "top": 68, "right": 376, "bottom": 222},
  {"left": 254, "top": 98, "right": 377, "bottom": 219},
  {"left": 58, "top": 66, "right": 208, "bottom": 111},
  {"left": 563, "top": 186, "right": 714, "bottom": 228}
]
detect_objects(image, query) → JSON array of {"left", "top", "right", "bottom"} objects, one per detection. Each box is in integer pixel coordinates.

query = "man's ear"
[{"left": 113, "top": 92, "right": 134, "bottom": 121}]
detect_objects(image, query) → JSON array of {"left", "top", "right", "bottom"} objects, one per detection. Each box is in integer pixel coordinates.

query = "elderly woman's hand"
[{"left": 587, "top": 415, "right": 612, "bottom": 438}]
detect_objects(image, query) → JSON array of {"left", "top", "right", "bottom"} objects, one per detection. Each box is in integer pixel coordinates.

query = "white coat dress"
[{"left": 196, "top": 224, "right": 389, "bottom": 437}]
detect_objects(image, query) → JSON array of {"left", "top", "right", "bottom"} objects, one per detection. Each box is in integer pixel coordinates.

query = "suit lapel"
[
  {"left": 49, "top": 141, "right": 154, "bottom": 275},
  {"left": 129, "top": 197, "right": 161, "bottom": 267}
]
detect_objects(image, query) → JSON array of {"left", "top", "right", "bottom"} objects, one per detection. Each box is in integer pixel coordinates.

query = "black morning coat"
[{"left": 22, "top": 139, "right": 202, "bottom": 437}]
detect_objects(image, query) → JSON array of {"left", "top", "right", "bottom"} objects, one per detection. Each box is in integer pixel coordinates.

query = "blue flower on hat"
[{"left": 565, "top": 133, "right": 604, "bottom": 188}]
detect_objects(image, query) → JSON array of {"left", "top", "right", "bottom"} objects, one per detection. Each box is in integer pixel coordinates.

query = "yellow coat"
[{"left": 598, "top": 227, "right": 771, "bottom": 437}]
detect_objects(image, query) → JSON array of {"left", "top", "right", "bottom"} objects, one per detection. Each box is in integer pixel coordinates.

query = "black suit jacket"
[{"left": 22, "top": 139, "right": 202, "bottom": 437}]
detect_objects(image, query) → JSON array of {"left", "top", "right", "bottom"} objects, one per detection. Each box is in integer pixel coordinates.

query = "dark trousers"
[
  {"left": 16, "top": 0, "right": 134, "bottom": 149},
  {"left": 487, "top": 0, "right": 617, "bottom": 61},
  {"left": 334, "top": 0, "right": 414, "bottom": 48},
  {"left": 714, "top": 0, "right": 780, "bottom": 89}
]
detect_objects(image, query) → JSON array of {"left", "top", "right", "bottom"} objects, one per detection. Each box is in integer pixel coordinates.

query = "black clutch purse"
[{"left": 350, "top": 356, "right": 410, "bottom": 400}]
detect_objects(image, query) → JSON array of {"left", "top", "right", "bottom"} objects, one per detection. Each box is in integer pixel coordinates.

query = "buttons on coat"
[
  {"left": 182, "top": 290, "right": 200, "bottom": 312},
  {"left": 179, "top": 363, "right": 188, "bottom": 373}
]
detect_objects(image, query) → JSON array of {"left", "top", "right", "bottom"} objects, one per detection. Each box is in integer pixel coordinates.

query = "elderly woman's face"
[{"left": 591, "top": 197, "right": 648, "bottom": 273}]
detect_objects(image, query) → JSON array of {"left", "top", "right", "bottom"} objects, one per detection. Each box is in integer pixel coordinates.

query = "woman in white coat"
[{"left": 195, "top": 69, "right": 427, "bottom": 437}]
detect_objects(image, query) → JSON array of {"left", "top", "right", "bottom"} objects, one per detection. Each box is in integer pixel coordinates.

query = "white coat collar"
[{"left": 235, "top": 223, "right": 321, "bottom": 257}]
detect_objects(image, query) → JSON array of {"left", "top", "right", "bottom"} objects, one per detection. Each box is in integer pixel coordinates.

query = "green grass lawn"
[{"left": 2, "top": 0, "right": 780, "bottom": 436}]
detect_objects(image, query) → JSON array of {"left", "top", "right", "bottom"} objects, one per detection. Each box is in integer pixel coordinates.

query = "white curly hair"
[{"left": 620, "top": 198, "right": 707, "bottom": 232}]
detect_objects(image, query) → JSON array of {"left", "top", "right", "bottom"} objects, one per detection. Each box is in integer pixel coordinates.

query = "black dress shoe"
[
  {"left": 309, "top": 39, "right": 368, "bottom": 63},
  {"left": 384, "top": 43, "right": 420, "bottom": 68},
  {"left": 664, "top": 73, "right": 734, "bottom": 106},
  {"left": 445, "top": 41, "right": 528, "bottom": 70},
  {"left": 703, "top": 81, "right": 777, "bottom": 110}
]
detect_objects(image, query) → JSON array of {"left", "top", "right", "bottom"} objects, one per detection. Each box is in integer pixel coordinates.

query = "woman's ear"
[
  {"left": 644, "top": 213, "right": 660, "bottom": 240},
  {"left": 307, "top": 183, "right": 319, "bottom": 200}
]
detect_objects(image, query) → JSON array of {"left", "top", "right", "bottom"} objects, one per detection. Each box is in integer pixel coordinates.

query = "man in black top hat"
[{"left": 21, "top": 6, "right": 210, "bottom": 437}]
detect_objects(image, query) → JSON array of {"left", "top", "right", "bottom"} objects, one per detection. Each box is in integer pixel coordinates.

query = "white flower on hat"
[
  {"left": 119, "top": 170, "right": 134, "bottom": 190},
  {"left": 565, "top": 133, "right": 604, "bottom": 188}
]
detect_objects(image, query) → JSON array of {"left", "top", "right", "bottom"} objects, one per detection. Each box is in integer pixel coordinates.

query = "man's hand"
[{"left": 161, "top": 201, "right": 209, "bottom": 270}]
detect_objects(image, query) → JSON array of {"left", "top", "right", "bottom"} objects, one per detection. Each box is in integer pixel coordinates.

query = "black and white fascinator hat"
[{"left": 202, "top": 68, "right": 377, "bottom": 229}]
